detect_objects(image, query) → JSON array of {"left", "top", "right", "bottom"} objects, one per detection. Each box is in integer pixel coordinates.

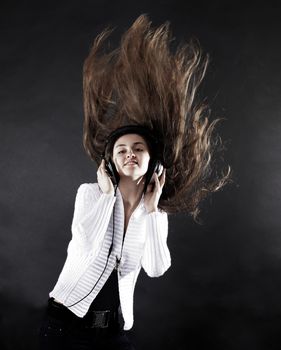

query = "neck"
[{"left": 118, "top": 176, "right": 145, "bottom": 209}]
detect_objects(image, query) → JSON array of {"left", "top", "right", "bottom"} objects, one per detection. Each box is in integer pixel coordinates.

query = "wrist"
[{"left": 146, "top": 207, "right": 157, "bottom": 214}]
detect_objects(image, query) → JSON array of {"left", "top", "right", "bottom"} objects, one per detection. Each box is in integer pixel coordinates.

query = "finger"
[
  {"left": 153, "top": 173, "right": 161, "bottom": 190},
  {"left": 100, "top": 160, "right": 108, "bottom": 173},
  {"left": 159, "top": 169, "right": 166, "bottom": 187},
  {"left": 98, "top": 159, "right": 104, "bottom": 171},
  {"left": 146, "top": 183, "right": 153, "bottom": 193}
]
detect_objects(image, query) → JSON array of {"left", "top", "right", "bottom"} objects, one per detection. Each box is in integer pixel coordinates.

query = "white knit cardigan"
[{"left": 49, "top": 183, "right": 171, "bottom": 330}]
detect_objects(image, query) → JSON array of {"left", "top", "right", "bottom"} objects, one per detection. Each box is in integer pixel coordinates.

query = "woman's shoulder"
[{"left": 76, "top": 182, "right": 103, "bottom": 196}]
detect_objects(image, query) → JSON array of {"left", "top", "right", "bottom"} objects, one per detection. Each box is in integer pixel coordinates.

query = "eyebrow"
[{"left": 115, "top": 142, "right": 146, "bottom": 148}]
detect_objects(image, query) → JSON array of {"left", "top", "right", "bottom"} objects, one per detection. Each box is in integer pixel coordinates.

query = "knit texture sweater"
[{"left": 49, "top": 183, "right": 171, "bottom": 330}]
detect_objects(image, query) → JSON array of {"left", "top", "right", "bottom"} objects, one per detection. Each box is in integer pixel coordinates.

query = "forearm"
[{"left": 141, "top": 211, "right": 171, "bottom": 277}]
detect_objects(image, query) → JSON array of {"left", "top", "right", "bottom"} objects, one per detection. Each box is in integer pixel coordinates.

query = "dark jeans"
[{"left": 39, "top": 299, "right": 136, "bottom": 350}]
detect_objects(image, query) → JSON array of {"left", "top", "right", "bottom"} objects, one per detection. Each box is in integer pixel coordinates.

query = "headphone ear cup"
[
  {"left": 143, "top": 159, "right": 163, "bottom": 193},
  {"left": 155, "top": 161, "right": 163, "bottom": 176},
  {"left": 105, "top": 159, "right": 120, "bottom": 186},
  {"left": 104, "top": 160, "right": 113, "bottom": 178}
]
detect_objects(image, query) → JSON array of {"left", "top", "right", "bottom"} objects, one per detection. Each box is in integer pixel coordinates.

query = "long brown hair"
[{"left": 83, "top": 14, "right": 232, "bottom": 222}]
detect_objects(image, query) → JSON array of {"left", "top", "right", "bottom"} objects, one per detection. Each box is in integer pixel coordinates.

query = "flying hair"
[{"left": 82, "top": 14, "right": 232, "bottom": 222}]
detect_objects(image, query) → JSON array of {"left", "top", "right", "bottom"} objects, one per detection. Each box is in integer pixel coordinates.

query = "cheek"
[
  {"left": 114, "top": 156, "right": 122, "bottom": 168},
  {"left": 111, "top": 154, "right": 119, "bottom": 168},
  {"left": 143, "top": 154, "right": 150, "bottom": 167},
  {"left": 115, "top": 156, "right": 128, "bottom": 172}
]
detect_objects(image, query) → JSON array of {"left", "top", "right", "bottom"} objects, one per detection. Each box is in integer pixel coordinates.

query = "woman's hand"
[
  {"left": 97, "top": 159, "right": 115, "bottom": 195},
  {"left": 144, "top": 169, "right": 166, "bottom": 213}
]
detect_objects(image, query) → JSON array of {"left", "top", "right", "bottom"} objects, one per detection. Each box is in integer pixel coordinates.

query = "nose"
[{"left": 126, "top": 150, "right": 136, "bottom": 158}]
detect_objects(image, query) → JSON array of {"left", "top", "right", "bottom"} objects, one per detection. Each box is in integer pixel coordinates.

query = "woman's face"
[{"left": 112, "top": 133, "right": 150, "bottom": 180}]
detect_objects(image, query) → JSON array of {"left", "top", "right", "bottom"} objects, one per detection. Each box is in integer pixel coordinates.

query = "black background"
[{"left": 1, "top": 1, "right": 281, "bottom": 349}]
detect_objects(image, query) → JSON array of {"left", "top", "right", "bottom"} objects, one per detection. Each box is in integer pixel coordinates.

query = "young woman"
[{"left": 39, "top": 14, "right": 231, "bottom": 350}]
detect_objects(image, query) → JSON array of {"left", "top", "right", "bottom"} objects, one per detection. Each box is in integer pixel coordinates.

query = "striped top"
[{"left": 49, "top": 183, "right": 171, "bottom": 330}]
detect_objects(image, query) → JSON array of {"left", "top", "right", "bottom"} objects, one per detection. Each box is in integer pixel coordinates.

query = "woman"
[
  {"left": 39, "top": 14, "right": 231, "bottom": 350},
  {"left": 39, "top": 125, "right": 169, "bottom": 350}
]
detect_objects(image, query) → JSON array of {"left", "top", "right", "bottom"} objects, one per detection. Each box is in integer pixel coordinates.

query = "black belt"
[{"left": 47, "top": 298, "right": 119, "bottom": 329}]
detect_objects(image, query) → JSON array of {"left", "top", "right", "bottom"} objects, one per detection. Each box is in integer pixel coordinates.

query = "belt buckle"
[{"left": 90, "top": 310, "right": 110, "bottom": 328}]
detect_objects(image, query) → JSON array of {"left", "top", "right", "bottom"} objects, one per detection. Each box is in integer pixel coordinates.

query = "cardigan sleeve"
[
  {"left": 71, "top": 183, "right": 116, "bottom": 249},
  {"left": 141, "top": 210, "right": 171, "bottom": 277}
]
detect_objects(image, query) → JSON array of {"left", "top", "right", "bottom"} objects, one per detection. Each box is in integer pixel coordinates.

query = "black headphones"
[{"left": 101, "top": 125, "right": 163, "bottom": 193}]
